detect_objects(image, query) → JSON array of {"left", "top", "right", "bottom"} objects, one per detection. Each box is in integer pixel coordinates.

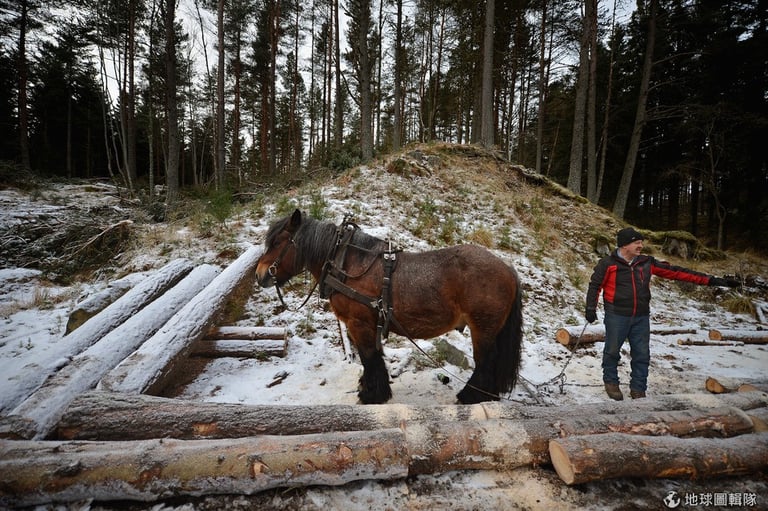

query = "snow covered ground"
[{"left": 1, "top": 146, "right": 767, "bottom": 510}]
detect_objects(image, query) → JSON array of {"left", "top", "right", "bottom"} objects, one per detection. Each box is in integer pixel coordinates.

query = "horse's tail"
[{"left": 495, "top": 277, "right": 523, "bottom": 394}]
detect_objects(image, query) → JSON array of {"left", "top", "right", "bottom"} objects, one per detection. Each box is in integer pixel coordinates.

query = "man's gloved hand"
[
  {"left": 585, "top": 308, "right": 597, "bottom": 324},
  {"left": 709, "top": 276, "right": 741, "bottom": 287}
]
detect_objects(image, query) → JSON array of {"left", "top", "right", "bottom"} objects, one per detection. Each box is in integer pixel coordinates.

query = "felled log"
[
  {"left": 65, "top": 273, "right": 139, "bottom": 333},
  {"left": 0, "top": 265, "right": 220, "bottom": 440},
  {"left": 678, "top": 338, "right": 742, "bottom": 347},
  {"left": 549, "top": 431, "right": 768, "bottom": 485},
  {"left": 0, "top": 429, "right": 409, "bottom": 507},
  {"left": 0, "top": 258, "right": 194, "bottom": 415},
  {"left": 739, "top": 383, "right": 768, "bottom": 393},
  {"left": 555, "top": 325, "right": 698, "bottom": 347},
  {"left": 205, "top": 326, "right": 286, "bottom": 340},
  {"left": 191, "top": 339, "right": 286, "bottom": 358},
  {"left": 747, "top": 408, "right": 768, "bottom": 432},
  {"left": 708, "top": 329, "right": 768, "bottom": 344},
  {"left": 99, "top": 246, "right": 261, "bottom": 395}
]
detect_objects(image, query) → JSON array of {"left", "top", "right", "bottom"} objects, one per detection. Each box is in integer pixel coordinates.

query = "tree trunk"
[
  {"left": 357, "top": 0, "right": 374, "bottom": 161},
  {"left": 566, "top": 2, "right": 591, "bottom": 195},
  {"left": 0, "top": 429, "right": 409, "bottom": 507},
  {"left": 17, "top": 0, "right": 31, "bottom": 169},
  {"left": 55, "top": 390, "right": 764, "bottom": 443},
  {"left": 613, "top": 0, "right": 657, "bottom": 218},
  {"left": 0, "top": 266, "right": 220, "bottom": 440},
  {"left": 0, "top": 259, "right": 194, "bottom": 415},
  {"left": 585, "top": 0, "right": 598, "bottom": 202},
  {"left": 65, "top": 274, "right": 138, "bottom": 333},
  {"left": 99, "top": 247, "right": 261, "bottom": 395},
  {"left": 555, "top": 325, "right": 697, "bottom": 347},
  {"left": 165, "top": 0, "right": 181, "bottom": 203},
  {"left": 216, "top": 0, "right": 226, "bottom": 187},
  {"left": 392, "top": 0, "right": 403, "bottom": 150},
  {"left": 708, "top": 329, "right": 768, "bottom": 343},
  {"left": 550, "top": 431, "right": 768, "bottom": 485},
  {"left": 479, "top": 0, "right": 494, "bottom": 148},
  {"left": 535, "top": 0, "right": 548, "bottom": 173},
  {"left": 333, "top": 0, "right": 343, "bottom": 149},
  {"left": 205, "top": 326, "right": 286, "bottom": 340},
  {"left": 191, "top": 339, "right": 287, "bottom": 358}
]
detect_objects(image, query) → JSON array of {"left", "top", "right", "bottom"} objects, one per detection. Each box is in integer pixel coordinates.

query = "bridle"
[{"left": 266, "top": 235, "right": 318, "bottom": 311}]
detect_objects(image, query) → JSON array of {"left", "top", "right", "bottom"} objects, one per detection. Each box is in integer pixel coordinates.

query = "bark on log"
[
  {"left": 205, "top": 326, "right": 286, "bottom": 340},
  {"left": 0, "top": 258, "right": 194, "bottom": 415},
  {"left": 556, "top": 325, "right": 698, "bottom": 347},
  {"left": 99, "top": 245, "right": 261, "bottom": 395},
  {"left": 0, "top": 429, "right": 409, "bottom": 507},
  {"left": 549, "top": 431, "right": 768, "bottom": 485},
  {"left": 708, "top": 329, "right": 768, "bottom": 343},
  {"left": 0, "top": 265, "right": 220, "bottom": 440},
  {"left": 678, "top": 338, "right": 742, "bottom": 347},
  {"left": 56, "top": 391, "right": 768, "bottom": 441},
  {"left": 191, "top": 339, "right": 287, "bottom": 358},
  {"left": 65, "top": 273, "right": 140, "bottom": 333}
]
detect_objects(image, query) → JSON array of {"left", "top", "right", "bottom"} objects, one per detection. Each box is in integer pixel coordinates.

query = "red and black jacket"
[{"left": 586, "top": 251, "right": 712, "bottom": 317}]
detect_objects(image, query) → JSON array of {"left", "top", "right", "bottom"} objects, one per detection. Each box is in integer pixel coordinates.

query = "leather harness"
[{"left": 318, "top": 218, "right": 400, "bottom": 350}]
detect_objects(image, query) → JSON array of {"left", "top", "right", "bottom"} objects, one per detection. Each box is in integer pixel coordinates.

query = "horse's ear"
[{"left": 288, "top": 209, "right": 302, "bottom": 232}]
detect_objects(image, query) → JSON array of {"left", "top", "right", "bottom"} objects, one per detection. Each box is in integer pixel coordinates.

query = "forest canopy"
[{"left": 1, "top": 0, "right": 766, "bottom": 251}]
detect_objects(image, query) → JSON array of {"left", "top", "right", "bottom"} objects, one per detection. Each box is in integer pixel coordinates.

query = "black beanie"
[{"left": 617, "top": 227, "right": 645, "bottom": 247}]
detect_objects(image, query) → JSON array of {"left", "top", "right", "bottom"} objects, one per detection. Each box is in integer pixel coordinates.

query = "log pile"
[
  {"left": 555, "top": 324, "right": 768, "bottom": 347},
  {"left": 1, "top": 252, "right": 767, "bottom": 504},
  {"left": 1, "top": 389, "right": 767, "bottom": 505}
]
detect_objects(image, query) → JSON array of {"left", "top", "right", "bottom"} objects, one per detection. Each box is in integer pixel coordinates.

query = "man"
[{"left": 585, "top": 227, "right": 739, "bottom": 400}]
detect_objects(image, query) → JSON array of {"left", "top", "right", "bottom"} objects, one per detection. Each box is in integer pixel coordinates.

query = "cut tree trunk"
[
  {"left": 739, "top": 383, "right": 768, "bottom": 393},
  {"left": 65, "top": 273, "right": 140, "bottom": 333},
  {"left": 0, "top": 258, "right": 194, "bottom": 415},
  {"left": 191, "top": 339, "right": 286, "bottom": 358},
  {"left": 0, "top": 265, "right": 220, "bottom": 440},
  {"left": 549, "top": 431, "right": 768, "bottom": 485},
  {"left": 205, "top": 326, "right": 286, "bottom": 340},
  {"left": 55, "top": 391, "right": 768, "bottom": 441},
  {"left": 0, "top": 429, "right": 409, "bottom": 507},
  {"left": 555, "top": 325, "right": 697, "bottom": 347},
  {"left": 99, "top": 246, "right": 261, "bottom": 395},
  {"left": 708, "top": 329, "right": 768, "bottom": 344}
]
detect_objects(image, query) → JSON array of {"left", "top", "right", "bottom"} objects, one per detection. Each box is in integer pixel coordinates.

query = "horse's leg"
[
  {"left": 346, "top": 320, "right": 392, "bottom": 404},
  {"left": 457, "top": 323, "right": 501, "bottom": 404}
]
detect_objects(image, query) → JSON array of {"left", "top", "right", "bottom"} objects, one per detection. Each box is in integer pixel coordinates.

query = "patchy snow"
[{"left": 1, "top": 150, "right": 768, "bottom": 510}]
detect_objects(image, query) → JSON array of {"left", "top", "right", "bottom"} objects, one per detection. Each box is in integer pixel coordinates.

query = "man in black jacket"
[{"left": 585, "top": 227, "right": 739, "bottom": 400}]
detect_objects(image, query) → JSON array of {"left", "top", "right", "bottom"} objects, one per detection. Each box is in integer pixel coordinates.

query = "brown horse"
[{"left": 255, "top": 209, "right": 523, "bottom": 404}]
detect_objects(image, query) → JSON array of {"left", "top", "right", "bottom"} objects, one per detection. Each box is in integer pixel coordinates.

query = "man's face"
[{"left": 623, "top": 239, "right": 644, "bottom": 257}]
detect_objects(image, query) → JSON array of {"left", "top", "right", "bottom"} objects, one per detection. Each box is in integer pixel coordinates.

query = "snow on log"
[
  {"left": 55, "top": 391, "right": 768, "bottom": 441},
  {"left": 0, "top": 429, "right": 409, "bottom": 506},
  {"left": 65, "top": 273, "right": 142, "bottom": 333},
  {"left": 555, "top": 325, "right": 698, "bottom": 347},
  {"left": 0, "top": 265, "right": 220, "bottom": 440},
  {"left": 549, "top": 431, "right": 768, "bottom": 485},
  {"left": 191, "top": 339, "right": 287, "bottom": 358},
  {"left": 99, "top": 245, "right": 261, "bottom": 395},
  {"left": 0, "top": 258, "right": 194, "bottom": 414},
  {"left": 205, "top": 326, "right": 286, "bottom": 340},
  {"left": 708, "top": 329, "right": 768, "bottom": 344}
]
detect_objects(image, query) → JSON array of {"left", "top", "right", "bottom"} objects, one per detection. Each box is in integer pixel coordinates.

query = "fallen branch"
[
  {"left": 678, "top": 338, "right": 743, "bottom": 347},
  {"left": 549, "top": 432, "right": 768, "bottom": 485}
]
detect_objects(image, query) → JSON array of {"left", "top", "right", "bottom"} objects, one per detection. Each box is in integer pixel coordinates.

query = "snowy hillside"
[{"left": 1, "top": 143, "right": 767, "bottom": 510}]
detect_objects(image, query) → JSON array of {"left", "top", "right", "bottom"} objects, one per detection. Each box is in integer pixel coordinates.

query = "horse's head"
[{"left": 256, "top": 209, "right": 304, "bottom": 288}]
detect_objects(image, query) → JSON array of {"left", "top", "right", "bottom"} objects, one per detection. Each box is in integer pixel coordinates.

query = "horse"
[{"left": 255, "top": 209, "right": 523, "bottom": 404}]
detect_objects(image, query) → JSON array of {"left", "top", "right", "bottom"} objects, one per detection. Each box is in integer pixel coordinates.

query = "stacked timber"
[{"left": 1, "top": 390, "right": 767, "bottom": 505}]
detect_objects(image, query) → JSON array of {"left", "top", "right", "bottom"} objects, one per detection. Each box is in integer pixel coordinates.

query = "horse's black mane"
[{"left": 266, "top": 211, "right": 385, "bottom": 270}]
